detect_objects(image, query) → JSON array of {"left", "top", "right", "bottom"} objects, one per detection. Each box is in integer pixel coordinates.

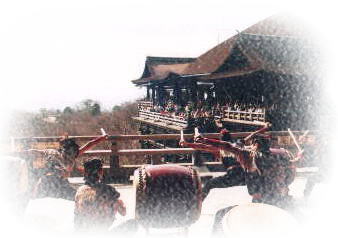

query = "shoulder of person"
[
  {"left": 44, "top": 149, "right": 62, "bottom": 157},
  {"left": 235, "top": 147, "right": 249, "bottom": 156},
  {"left": 99, "top": 184, "right": 120, "bottom": 199},
  {"left": 76, "top": 184, "right": 92, "bottom": 193}
]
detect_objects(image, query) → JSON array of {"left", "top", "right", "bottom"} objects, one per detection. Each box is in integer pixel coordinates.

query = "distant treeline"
[
  {"left": 7, "top": 99, "right": 145, "bottom": 165},
  {"left": 8, "top": 99, "right": 139, "bottom": 138}
]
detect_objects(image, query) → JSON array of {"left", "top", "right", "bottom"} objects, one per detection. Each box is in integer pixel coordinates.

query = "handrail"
[
  {"left": 139, "top": 111, "right": 187, "bottom": 124},
  {"left": 83, "top": 148, "right": 196, "bottom": 156},
  {"left": 11, "top": 131, "right": 312, "bottom": 142},
  {"left": 10, "top": 130, "right": 315, "bottom": 177},
  {"left": 139, "top": 110, "right": 187, "bottom": 127},
  {"left": 221, "top": 109, "right": 266, "bottom": 122},
  {"left": 139, "top": 110, "right": 186, "bottom": 121},
  {"left": 138, "top": 106, "right": 266, "bottom": 125},
  {"left": 137, "top": 101, "right": 153, "bottom": 108}
]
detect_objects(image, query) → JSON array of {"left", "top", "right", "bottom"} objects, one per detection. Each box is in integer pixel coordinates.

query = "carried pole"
[{"left": 287, "top": 128, "right": 303, "bottom": 153}]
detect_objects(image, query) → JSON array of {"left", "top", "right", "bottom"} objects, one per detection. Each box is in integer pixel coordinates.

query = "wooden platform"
[{"left": 132, "top": 116, "right": 184, "bottom": 131}]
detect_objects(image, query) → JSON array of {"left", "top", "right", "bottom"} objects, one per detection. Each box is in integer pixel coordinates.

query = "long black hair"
[
  {"left": 59, "top": 138, "right": 80, "bottom": 158},
  {"left": 83, "top": 158, "right": 103, "bottom": 185}
]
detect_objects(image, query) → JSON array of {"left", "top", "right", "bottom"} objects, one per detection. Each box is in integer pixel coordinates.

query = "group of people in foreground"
[
  {"left": 180, "top": 123, "right": 299, "bottom": 210},
  {"left": 18, "top": 134, "right": 127, "bottom": 232},
  {"left": 10, "top": 123, "right": 323, "bottom": 235},
  {"left": 179, "top": 123, "right": 306, "bottom": 233}
]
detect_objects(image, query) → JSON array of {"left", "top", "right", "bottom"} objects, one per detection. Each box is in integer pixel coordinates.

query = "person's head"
[
  {"left": 83, "top": 158, "right": 103, "bottom": 184},
  {"left": 220, "top": 128, "right": 232, "bottom": 142},
  {"left": 59, "top": 138, "right": 79, "bottom": 169},
  {"left": 255, "top": 152, "right": 293, "bottom": 191},
  {"left": 59, "top": 138, "right": 79, "bottom": 158},
  {"left": 250, "top": 136, "right": 271, "bottom": 152}
]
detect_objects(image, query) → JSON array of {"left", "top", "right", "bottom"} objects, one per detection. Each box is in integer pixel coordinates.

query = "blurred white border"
[{"left": 1, "top": 1, "right": 337, "bottom": 238}]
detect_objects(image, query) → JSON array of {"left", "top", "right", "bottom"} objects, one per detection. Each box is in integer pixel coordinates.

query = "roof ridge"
[{"left": 146, "top": 56, "right": 196, "bottom": 65}]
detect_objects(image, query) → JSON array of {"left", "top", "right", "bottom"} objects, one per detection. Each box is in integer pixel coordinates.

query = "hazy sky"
[{"left": 0, "top": 0, "right": 335, "bottom": 113}]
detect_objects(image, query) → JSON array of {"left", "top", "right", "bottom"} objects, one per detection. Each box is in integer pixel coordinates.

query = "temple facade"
[{"left": 132, "top": 15, "right": 320, "bottom": 142}]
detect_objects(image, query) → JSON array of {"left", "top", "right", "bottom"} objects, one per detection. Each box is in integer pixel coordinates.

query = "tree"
[
  {"left": 78, "top": 99, "right": 101, "bottom": 116},
  {"left": 91, "top": 103, "right": 101, "bottom": 116},
  {"left": 63, "top": 106, "right": 73, "bottom": 114},
  {"left": 112, "top": 105, "right": 121, "bottom": 111}
]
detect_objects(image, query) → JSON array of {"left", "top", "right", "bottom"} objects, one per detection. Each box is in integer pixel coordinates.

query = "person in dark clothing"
[
  {"left": 74, "top": 158, "right": 126, "bottom": 232},
  {"left": 200, "top": 129, "right": 244, "bottom": 200},
  {"left": 180, "top": 125, "right": 298, "bottom": 209},
  {"left": 201, "top": 167, "right": 246, "bottom": 200},
  {"left": 24, "top": 134, "right": 108, "bottom": 200}
]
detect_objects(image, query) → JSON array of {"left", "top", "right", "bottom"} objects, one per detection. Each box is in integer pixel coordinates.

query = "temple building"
[{"left": 132, "top": 15, "right": 321, "bottom": 139}]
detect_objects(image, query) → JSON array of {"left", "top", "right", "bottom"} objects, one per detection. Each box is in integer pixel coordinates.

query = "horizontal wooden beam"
[
  {"left": 83, "top": 148, "right": 197, "bottom": 156},
  {"left": 12, "top": 130, "right": 313, "bottom": 143},
  {"left": 120, "top": 161, "right": 223, "bottom": 168},
  {"left": 12, "top": 135, "right": 102, "bottom": 143},
  {"left": 220, "top": 118, "right": 266, "bottom": 126}
]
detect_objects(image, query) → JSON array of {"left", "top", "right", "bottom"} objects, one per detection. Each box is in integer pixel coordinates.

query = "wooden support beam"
[
  {"left": 109, "top": 141, "right": 119, "bottom": 168},
  {"left": 108, "top": 131, "right": 312, "bottom": 140},
  {"left": 108, "top": 139, "right": 122, "bottom": 182},
  {"left": 83, "top": 148, "right": 197, "bottom": 156},
  {"left": 11, "top": 130, "right": 315, "bottom": 143},
  {"left": 119, "top": 161, "right": 223, "bottom": 168}
]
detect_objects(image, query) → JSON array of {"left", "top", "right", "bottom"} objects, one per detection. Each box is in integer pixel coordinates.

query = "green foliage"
[
  {"left": 63, "top": 106, "right": 73, "bottom": 114},
  {"left": 91, "top": 103, "right": 101, "bottom": 116},
  {"left": 112, "top": 105, "right": 121, "bottom": 111},
  {"left": 7, "top": 101, "right": 138, "bottom": 138},
  {"left": 6, "top": 101, "right": 141, "bottom": 165},
  {"left": 78, "top": 99, "right": 101, "bottom": 116}
]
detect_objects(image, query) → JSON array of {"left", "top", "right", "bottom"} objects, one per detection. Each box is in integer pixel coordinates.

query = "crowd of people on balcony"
[
  {"left": 139, "top": 100, "right": 265, "bottom": 119},
  {"left": 138, "top": 99, "right": 266, "bottom": 132}
]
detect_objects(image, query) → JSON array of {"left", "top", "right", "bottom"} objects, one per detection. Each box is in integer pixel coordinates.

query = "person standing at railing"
[
  {"left": 196, "top": 128, "right": 246, "bottom": 200},
  {"left": 22, "top": 134, "right": 108, "bottom": 200},
  {"left": 74, "top": 158, "right": 126, "bottom": 232},
  {"left": 180, "top": 125, "right": 298, "bottom": 210}
]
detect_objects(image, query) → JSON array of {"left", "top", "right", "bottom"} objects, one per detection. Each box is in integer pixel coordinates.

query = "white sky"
[{"left": 0, "top": 0, "right": 336, "bottom": 113}]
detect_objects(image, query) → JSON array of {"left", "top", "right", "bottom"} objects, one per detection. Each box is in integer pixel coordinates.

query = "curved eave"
[
  {"left": 132, "top": 72, "right": 180, "bottom": 86},
  {"left": 189, "top": 67, "right": 260, "bottom": 81}
]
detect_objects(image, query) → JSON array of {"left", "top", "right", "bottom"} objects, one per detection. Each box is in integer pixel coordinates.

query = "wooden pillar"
[
  {"left": 151, "top": 85, "right": 156, "bottom": 103},
  {"left": 109, "top": 140, "right": 121, "bottom": 182},
  {"left": 206, "top": 86, "right": 214, "bottom": 106},
  {"left": 173, "top": 81, "right": 181, "bottom": 105},
  {"left": 197, "top": 88, "right": 204, "bottom": 102},
  {"left": 155, "top": 86, "right": 160, "bottom": 106},
  {"left": 146, "top": 86, "right": 150, "bottom": 100},
  {"left": 189, "top": 80, "right": 197, "bottom": 103},
  {"left": 173, "top": 81, "right": 178, "bottom": 104},
  {"left": 158, "top": 85, "right": 165, "bottom": 106},
  {"left": 215, "top": 82, "right": 222, "bottom": 104}
]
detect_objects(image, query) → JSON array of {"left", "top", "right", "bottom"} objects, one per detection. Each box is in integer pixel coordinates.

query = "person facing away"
[
  {"left": 201, "top": 129, "right": 245, "bottom": 200},
  {"left": 180, "top": 126, "right": 297, "bottom": 210},
  {"left": 74, "top": 158, "right": 126, "bottom": 232},
  {"left": 24, "top": 134, "right": 108, "bottom": 200}
]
